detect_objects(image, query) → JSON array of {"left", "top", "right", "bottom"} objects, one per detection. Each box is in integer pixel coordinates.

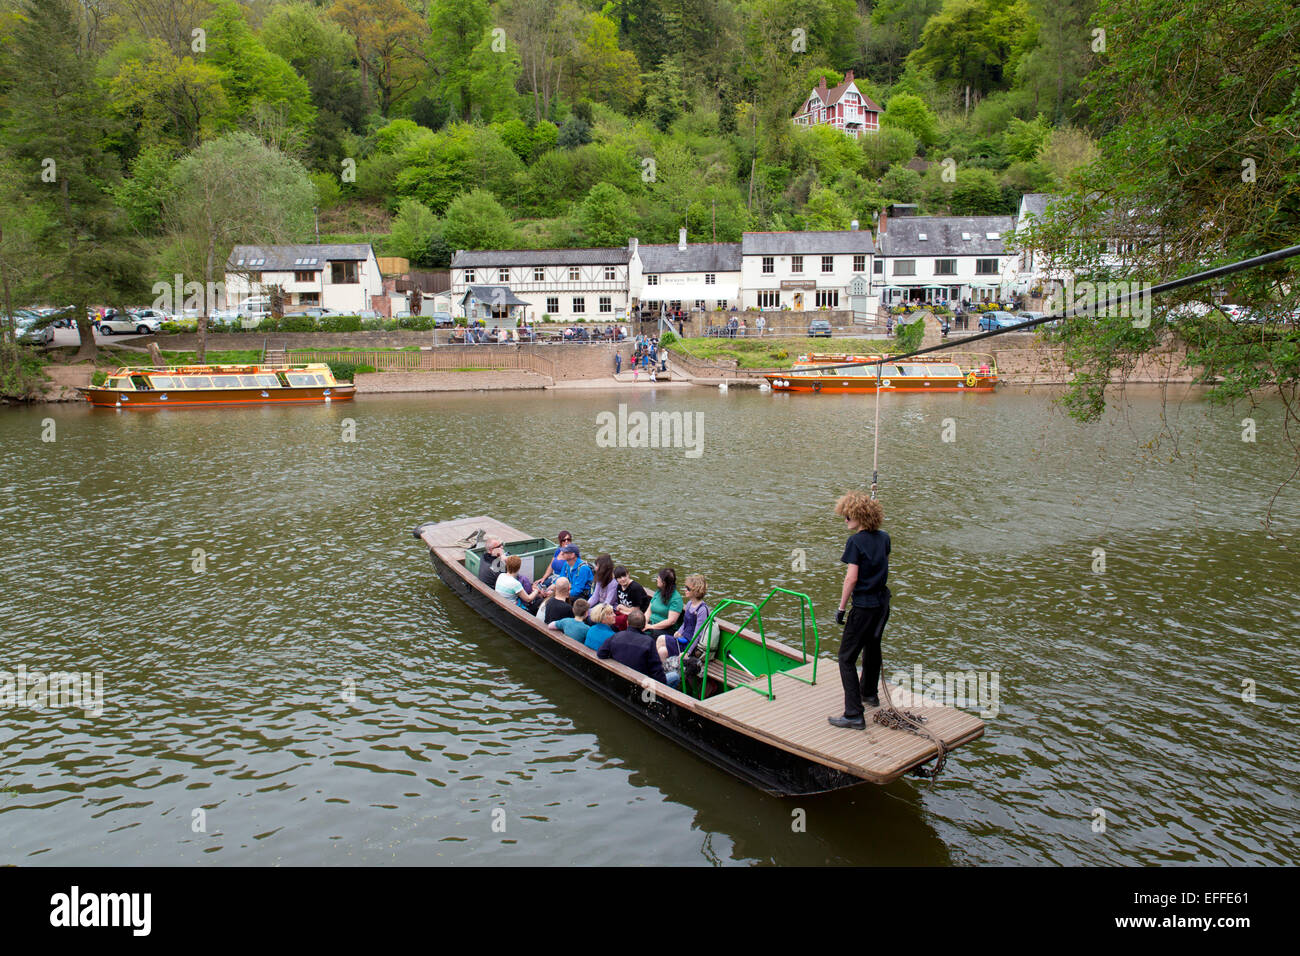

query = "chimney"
[
  {"left": 628, "top": 237, "right": 638, "bottom": 254},
  {"left": 878, "top": 210, "right": 888, "bottom": 236},
  {"left": 817, "top": 76, "right": 828, "bottom": 101},
  {"left": 850, "top": 219, "right": 859, "bottom": 231},
  {"left": 678, "top": 227, "right": 687, "bottom": 251},
  {"left": 845, "top": 70, "right": 854, "bottom": 84}
]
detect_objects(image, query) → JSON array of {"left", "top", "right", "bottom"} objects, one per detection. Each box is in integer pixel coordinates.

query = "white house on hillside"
[
  {"left": 224, "top": 243, "right": 383, "bottom": 313},
  {"left": 791, "top": 71, "right": 882, "bottom": 139}
]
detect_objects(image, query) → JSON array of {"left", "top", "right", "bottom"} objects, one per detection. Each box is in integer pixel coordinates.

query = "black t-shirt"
[
  {"left": 543, "top": 597, "right": 574, "bottom": 625},
  {"left": 477, "top": 553, "right": 503, "bottom": 589},
  {"left": 842, "top": 530, "right": 890, "bottom": 607},
  {"left": 616, "top": 579, "right": 651, "bottom": 612}
]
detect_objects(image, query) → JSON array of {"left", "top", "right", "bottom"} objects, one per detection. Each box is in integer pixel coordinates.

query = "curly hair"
[{"left": 835, "top": 491, "right": 884, "bottom": 532}]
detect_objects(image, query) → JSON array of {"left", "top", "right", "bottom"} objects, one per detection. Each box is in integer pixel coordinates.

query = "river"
[{"left": 0, "top": 384, "right": 1295, "bottom": 865}]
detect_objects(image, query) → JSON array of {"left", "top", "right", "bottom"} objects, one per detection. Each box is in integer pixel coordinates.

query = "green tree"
[
  {"left": 428, "top": 0, "right": 491, "bottom": 118},
  {"left": 881, "top": 164, "right": 923, "bottom": 203},
  {"left": 0, "top": 0, "right": 142, "bottom": 361},
  {"left": 115, "top": 145, "right": 178, "bottom": 236},
  {"left": 1001, "top": 115, "right": 1051, "bottom": 162},
  {"left": 907, "top": 0, "right": 1036, "bottom": 115},
  {"left": 393, "top": 123, "right": 523, "bottom": 212},
  {"left": 800, "top": 184, "right": 853, "bottom": 230},
  {"left": 203, "top": 0, "right": 316, "bottom": 137},
  {"left": 328, "top": 0, "right": 429, "bottom": 116},
  {"left": 861, "top": 126, "right": 918, "bottom": 176},
  {"left": 387, "top": 198, "right": 441, "bottom": 266},
  {"left": 948, "top": 167, "right": 1003, "bottom": 214},
  {"left": 107, "top": 40, "right": 227, "bottom": 149},
  {"left": 163, "top": 132, "right": 315, "bottom": 361},
  {"left": 577, "top": 182, "right": 635, "bottom": 246},
  {"left": 1020, "top": 0, "right": 1300, "bottom": 428},
  {"left": 442, "top": 188, "right": 518, "bottom": 250},
  {"left": 881, "top": 93, "right": 938, "bottom": 146}
]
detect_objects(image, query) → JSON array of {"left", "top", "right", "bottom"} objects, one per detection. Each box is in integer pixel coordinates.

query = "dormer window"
[
  {"left": 961, "top": 232, "right": 971, "bottom": 240},
  {"left": 986, "top": 232, "right": 1000, "bottom": 239},
  {"left": 918, "top": 233, "right": 928, "bottom": 241}
]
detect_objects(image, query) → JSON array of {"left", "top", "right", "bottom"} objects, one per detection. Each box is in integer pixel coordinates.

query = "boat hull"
[
  {"left": 428, "top": 549, "right": 867, "bottom": 796},
  {"left": 78, "top": 385, "right": 355, "bottom": 408},
  {"left": 764, "top": 375, "right": 997, "bottom": 394}
]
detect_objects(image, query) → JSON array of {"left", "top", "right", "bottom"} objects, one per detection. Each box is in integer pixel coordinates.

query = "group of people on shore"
[{"left": 476, "top": 530, "right": 710, "bottom": 688}]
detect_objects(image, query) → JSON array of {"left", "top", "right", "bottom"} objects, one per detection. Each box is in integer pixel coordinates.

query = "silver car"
[{"left": 97, "top": 312, "right": 160, "bottom": 335}]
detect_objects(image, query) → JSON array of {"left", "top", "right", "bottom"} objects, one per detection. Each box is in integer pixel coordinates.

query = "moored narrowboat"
[
  {"left": 78, "top": 363, "right": 355, "bottom": 408},
  {"left": 766, "top": 352, "right": 998, "bottom": 394}
]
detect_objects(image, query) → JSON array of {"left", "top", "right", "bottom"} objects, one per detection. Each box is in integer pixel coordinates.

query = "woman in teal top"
[{"left": 644, "top": 567, "right": 683, "bottom": 639}]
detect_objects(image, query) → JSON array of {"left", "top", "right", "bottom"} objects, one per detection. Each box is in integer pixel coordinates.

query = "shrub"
[
  {"left": 92, "top": 370, "right": 108, "bottom": 386},
  {"left": 894, "top": 317, "right": 925, "bottom": 353},
  {"left": 659, "top": 330, "right": 677, "bottom": 346},
  {"left": 360, "top": 318, "right": 383, "bottom": 331},
  {"left": 279, "top": 314, "right": 317, "bottom": 332},
  {"left": 159, "top": 321, "right": 186, "bottom": 334},
  {"left": 397, "top": 315, "right": 433, "bottom": 331},
  {"left": 326, "top": 361, "right": 357, "bottom": 382},
  {"left": 318, "top": 314, "right": 363, "bottom": 332},
  {"left": 354, "top": 364, "right": 376, "bottom": 376}
]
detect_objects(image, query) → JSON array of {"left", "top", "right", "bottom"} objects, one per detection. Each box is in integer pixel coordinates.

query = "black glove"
[{"left": 835, "top": 609, "right": 846, "bottom": 625}]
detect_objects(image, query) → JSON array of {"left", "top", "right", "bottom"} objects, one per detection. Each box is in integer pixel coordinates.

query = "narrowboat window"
[
  {"left": 286, "top": 374, "right": 314, "bottom": 386},
  {"left": 186, "top": 376, "right": 213, "bottom": 388},
  {"left": 211, "top": 375, "right": 241, "bottom": 387},
  {"left": 151, "top": 376, "right": 175, "bottom": 389},
  {"left": 239, "top": 375, "right": 261, "bottom": 386},
  {"left": 256, "top": 375, "right": 280, "bottom": 388},
  {"left": 109, "top": 377, "right": 131, "bottom": 389},
  {"left": 930, "top": 364, "right": 962, "bottom": 376}
]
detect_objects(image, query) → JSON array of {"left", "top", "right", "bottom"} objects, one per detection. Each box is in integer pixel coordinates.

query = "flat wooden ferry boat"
[
  {"left": 78, "top": 363, "right": 355, "bottom": 408},
  {"left": 414, "top": 515, "right": 984, "bottom": 795},
  {"left": 766, "top": 352, "right": 998, "bottom": 394}
]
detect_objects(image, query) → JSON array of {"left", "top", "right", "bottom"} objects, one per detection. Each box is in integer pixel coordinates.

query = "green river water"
[{"left": 0, "top": 384, "right": 1295, "bottom": 865}]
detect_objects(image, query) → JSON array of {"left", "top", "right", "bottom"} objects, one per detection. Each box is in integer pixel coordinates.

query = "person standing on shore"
[{"left": 827, "top": 491, "right": 891, "bottom": 730}]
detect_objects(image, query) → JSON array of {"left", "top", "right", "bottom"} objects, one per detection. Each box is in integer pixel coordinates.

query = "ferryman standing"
[{"left": 827, "top": 491, "right": 891, "bottom": 730}]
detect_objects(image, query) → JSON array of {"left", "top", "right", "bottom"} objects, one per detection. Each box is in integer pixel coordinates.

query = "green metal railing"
[{"left": 691, "top": 587, "right": 822, "bottom": 701}]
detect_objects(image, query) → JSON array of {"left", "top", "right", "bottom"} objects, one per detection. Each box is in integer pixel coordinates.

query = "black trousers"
[{"left": 839, "top": 602, "right": 889, "bottom": 718}]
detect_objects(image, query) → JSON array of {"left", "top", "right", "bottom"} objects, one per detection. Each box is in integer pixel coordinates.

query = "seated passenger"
[
  {"left": 550, "top": 599, "right": 590, "bottom": 643},
  {"left": 643, "top": 567, "right": 683, "bottom": 641},
  {"left": 541, "top": 577, "right": 575, "bottom": 624},
  {"left": 494, "top": 555, "right": 543, "bottom": 611},
  {"left": 556, "top": 544, "right": 593, "bottom": 601},
  {"left": 587, "top": 554, "right": 617, "bottom": 608},
  {"left": 613, "top": 566, "right": 651, "bottom": 615},
  {"left": 657, "top": 574, "right": 709, "bottom": 679},
  {"left": 596, "top": 610, "right": 666, "bottom": 684},
  {"left": 539, "top": 531, "right": 578, "bottom": 587},
  {"left": 477, "top": 539, "right": 506, "bottom": 588},
  {"left": 582, "top": 604, "right": 618, "bottom": 652}
]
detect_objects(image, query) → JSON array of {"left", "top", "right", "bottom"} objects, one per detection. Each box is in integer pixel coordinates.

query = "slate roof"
[
  {"left": 741, "top": 230, "right": 876, "bottom": 256},
  {"left": 638, "top": 243, "right": 741, "bottom": 273},
  {"left": 227, "top": 244, "right": 372, "bottom": 271},
  {"left": 875, "top": 217, "right": 1016, "bottom": 257},
  {"left": 1017, "top": 193, "right": 1062, "bottom": 224},
  {"left": 461, "top": 285, "right": 529, "bottom": 306},
  {"left": 451, "top": 247, "right": 630, "bottom": 268}
]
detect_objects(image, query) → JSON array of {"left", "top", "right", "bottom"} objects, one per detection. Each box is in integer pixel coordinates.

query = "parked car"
[
  {"left": 807, "top": 318, "right": 832, "bottom": 338},
  {"left": 431, "top": 311, "right": 454, "bottom": 328},
  {"left": 356, "top": 310, "right": 382, "bottom": 320},
  {"left": 978, "top": 311, "right": 1023, "bottom": 332},
  {"left": 301, "top": 307, "right": 340, "bottom": 319},
  {"left": 15, "top": 312, "right": 55, "bottom": 345},
  {"left": 97, "top": 311, "right": 161, "bottom": 335}
]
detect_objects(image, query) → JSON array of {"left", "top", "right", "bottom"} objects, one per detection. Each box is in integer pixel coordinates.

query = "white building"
[
  {"left": 740, "top": 229, "right": 876, "bottom": 313},
  {"left": 224, "top": 243, "right": 383, "bottom": 313},
  {"left": 634, "top": 231, "right": 742, "bottom": 314},
  {"left": 449, "top": 244, "right": 633, "bottom": 322},
  {"left": 873, "top": 211, "right": 1018, "bottom": 306}
]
